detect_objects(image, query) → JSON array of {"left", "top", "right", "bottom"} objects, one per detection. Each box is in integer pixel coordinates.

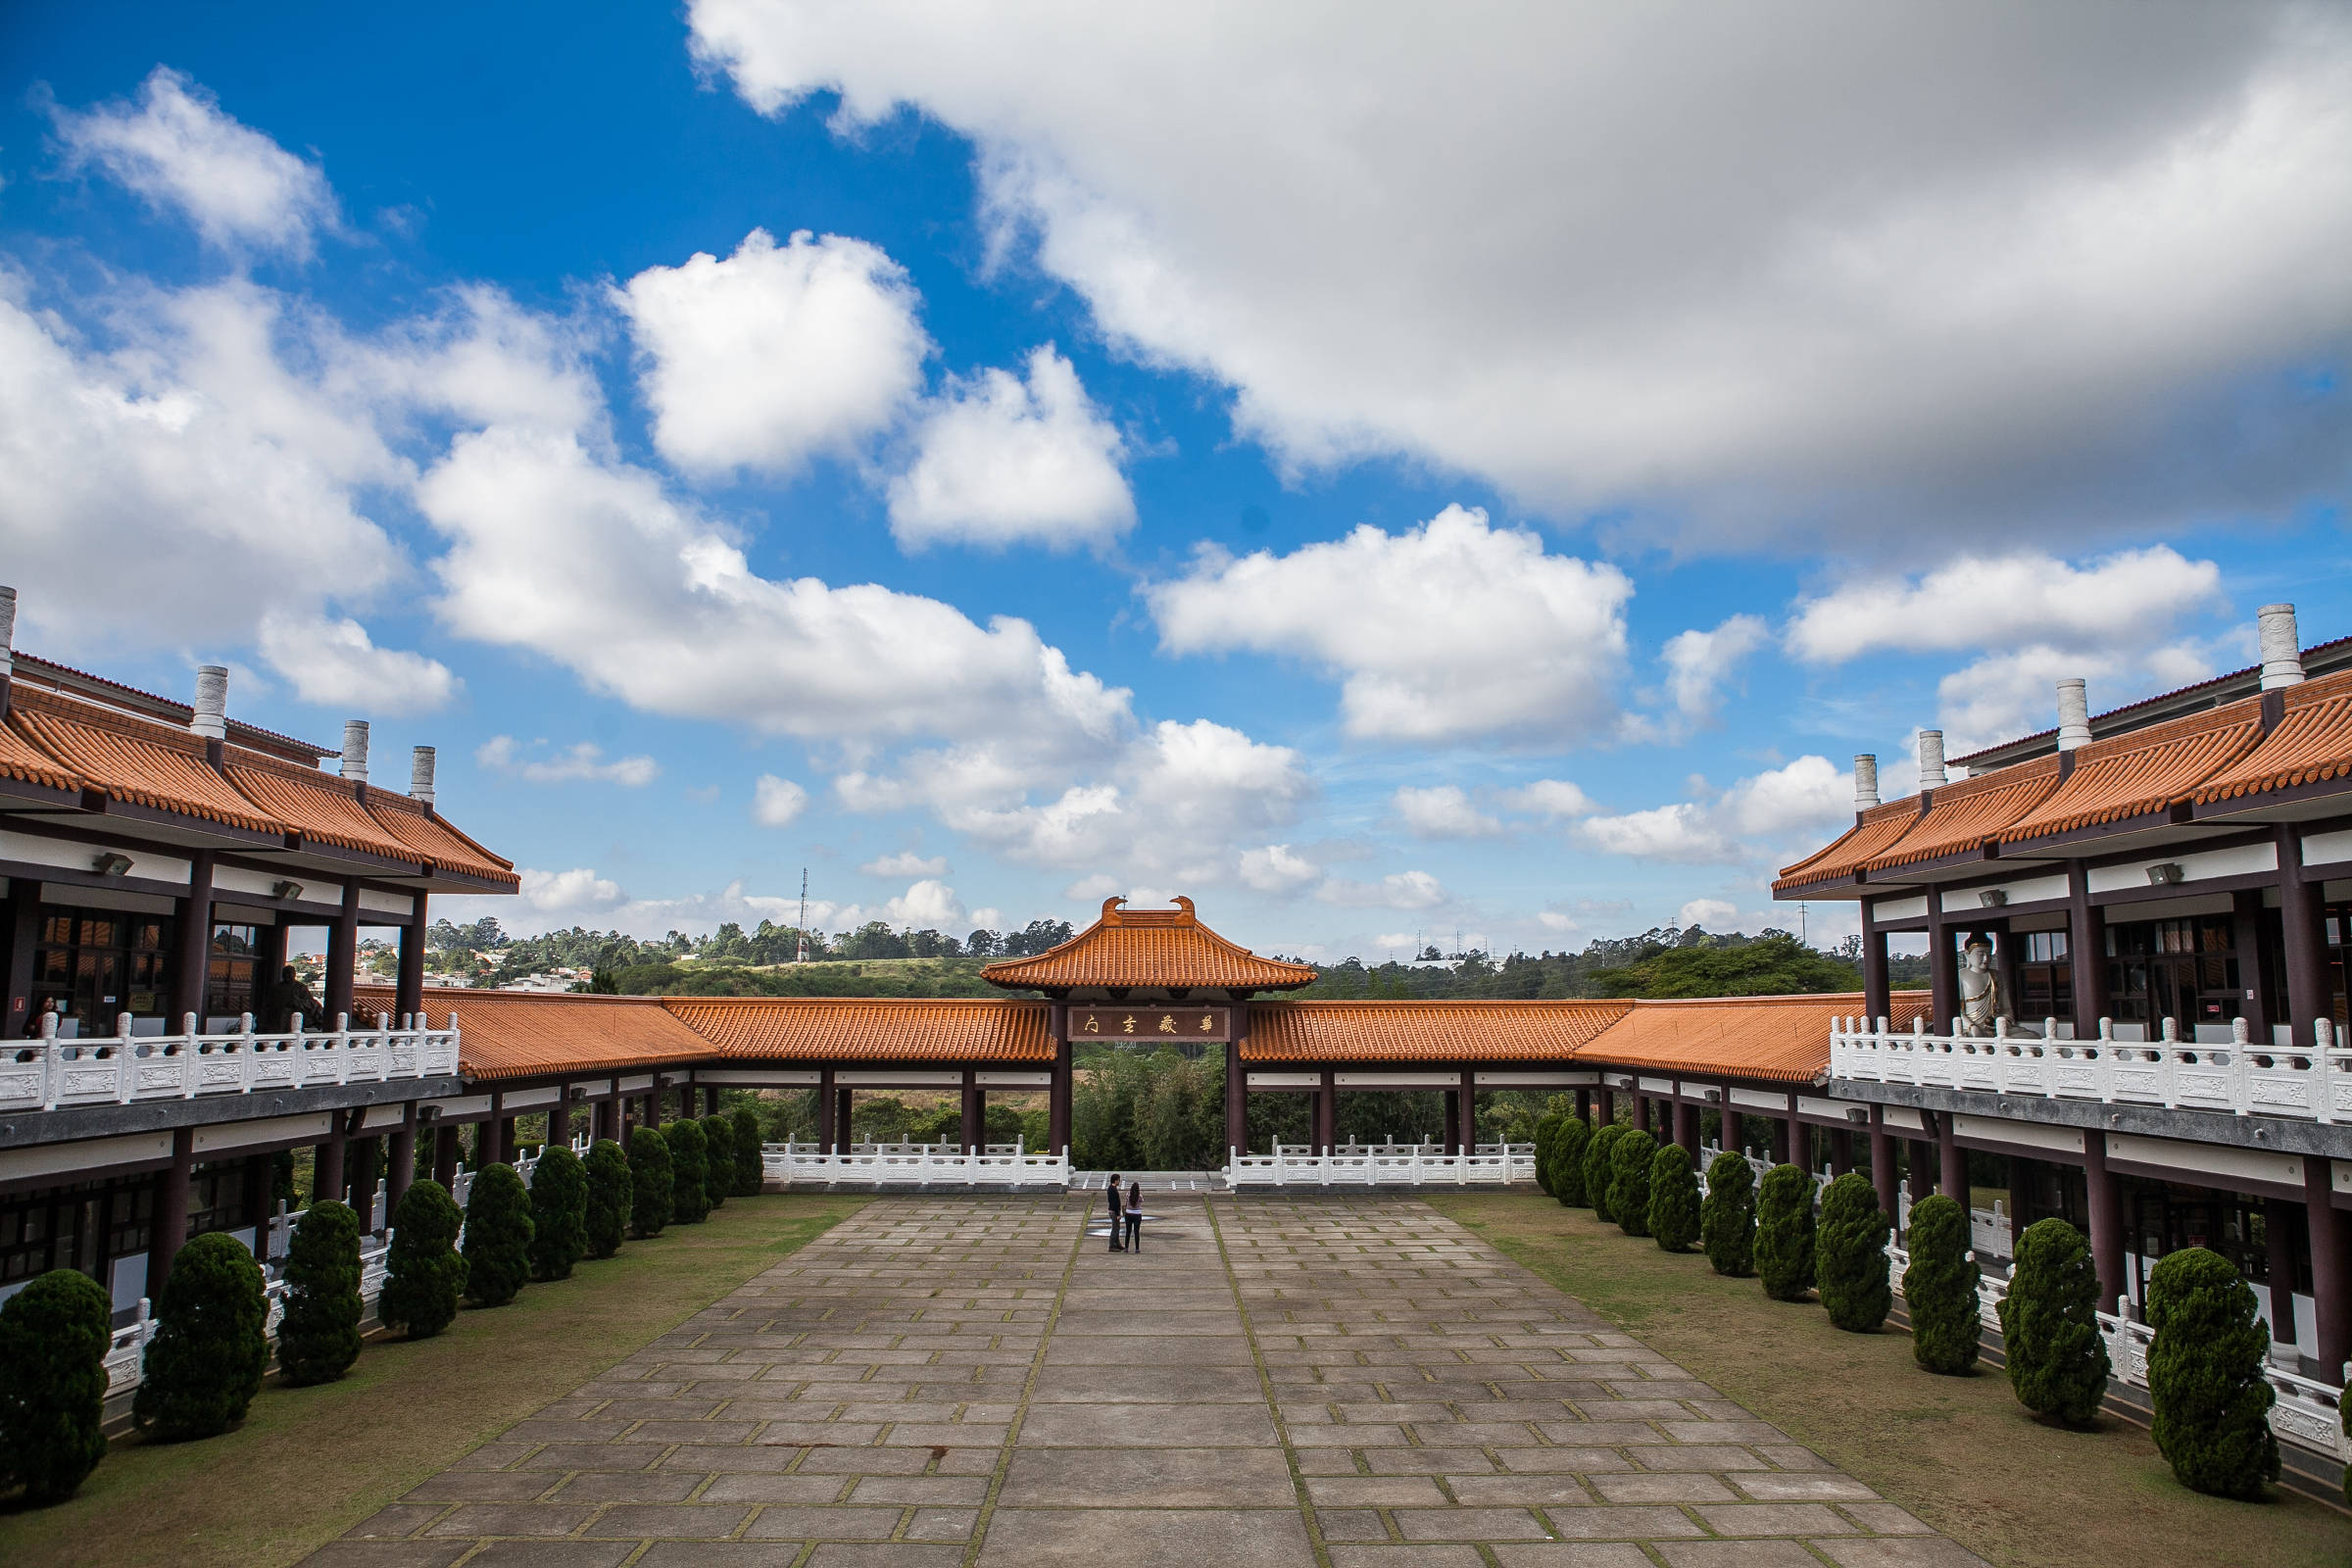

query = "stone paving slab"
[{"left": 302, "top": 1194, "right": 1987, "bottom": 1567}]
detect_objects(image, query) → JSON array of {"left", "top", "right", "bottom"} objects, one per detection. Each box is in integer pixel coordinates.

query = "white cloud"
[
  {"left": 888, "top": 345, "right": 1134, "bottom": 550},
  {"left": 691, "top": 4, "right": 2352, "bottom": 544},
  {"left": 1504, "top": 779, "right": 1598, "bottom": 818},
  {"left": 475, "top": 736, "right": 658, "bottom": 787},
  {"left": 1150, "top": 505, "right": 1633, "bottom": 744},
  {"left": 1713, "top": 755, "right": 1852, "bottom": 839},
  {"left": 754, "top": 773, "right": 809, "bottom": 826},
  {"left": 882, "top": 877, "right": 966, "bottom": 929},
  {"left": 1317, "top": 869, "right": 1448, "bottom": 910},
  {"left": 1661, "top": 614, "right": 1768, "bottom": 725},
  {"left": 1571, "top": 756, "right": 1853, "bottom": 865},
  {"left": 1391, "top": 785, "right": 1502, "bottom": 839},
  {"left": 1238, "top": 843, "right": 1320, "bottom": 895},
  {"left": 860, "top": 851, "right": 949, "bottom": 877},
  {"left": 1573, "top": 803, "right": 1737, "bottom": 865},
  {"left": 1537, "top": 909, "right": 1581, "bottom": 933},
  {"left": 257, "top": 613, "right": 458, "bottom": 714},
  {"left": 1786, "top": 548, "right": 2222, "bottom": 663},
  {"left": 618, "top": 227, "right": 928, "bottom": 477},
  {"left": 1677, "top": 898, "right": 1741, "bottom": 932},
  {"left": 48, "top": 67, "right": 339, "bottom": 258},
  {"left": 514, "top": 866, "right": 628, "bottom": 918}
]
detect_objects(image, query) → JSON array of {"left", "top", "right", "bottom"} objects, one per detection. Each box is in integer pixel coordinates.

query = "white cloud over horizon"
[
  {"left": 887, "top": 345, "right": 1134, "bottom": 550},
  {"left": 477, "top": 735, "right": 659, "bottom": 786}
]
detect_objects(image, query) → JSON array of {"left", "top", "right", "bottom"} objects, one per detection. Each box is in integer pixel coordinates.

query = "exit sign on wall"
[{"left": 1068, "top": 1006, "right": 1232, "bottom": 1042}]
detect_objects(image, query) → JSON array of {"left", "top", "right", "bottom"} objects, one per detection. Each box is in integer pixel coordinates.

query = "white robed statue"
[{"left": 1956, "top": 934, "right": 2012, "bottom": 1037}]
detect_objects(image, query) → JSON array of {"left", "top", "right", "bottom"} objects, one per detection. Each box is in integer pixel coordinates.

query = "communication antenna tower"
[{"left": 796, "top": 868, "right": 810, "bottom": 963}]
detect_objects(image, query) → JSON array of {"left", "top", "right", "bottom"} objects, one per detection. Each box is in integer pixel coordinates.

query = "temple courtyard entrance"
[{"left": 305, "top": 1195, "right": 1977, "bottom": 1567}]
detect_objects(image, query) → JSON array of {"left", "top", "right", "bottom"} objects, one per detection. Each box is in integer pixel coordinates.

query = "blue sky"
[{"left": 4, "top": 4, "right": 2349, "bottom": 959}]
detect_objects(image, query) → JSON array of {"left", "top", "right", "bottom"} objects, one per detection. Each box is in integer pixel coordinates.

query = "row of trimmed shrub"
[
  {"left": 1530, "top": 1110, "right": 2291, "bottom": 1502},
  {"left": 0, "top": 1107, "right": 764, "bottom": 1506}
]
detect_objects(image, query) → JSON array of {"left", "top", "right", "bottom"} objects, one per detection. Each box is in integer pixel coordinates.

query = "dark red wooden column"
[
  {"left": 1861, "top": 904, "right": 1890, "bottom": 1026},
  {"left": 817, "top": 1067, "right": 836, "bottom": 1151},
  {"left": 960, "top": 1069, "right": 983, "bottom": 1153},
  {"left": 1928, "top": 904, "right": 1957, "bottom": 1034},
  {"left": 2, "top": 877, "right": 39, "bottom": 1035},
  {"left": 1317, "top": 1068, "right": 1337, "bottom": 1153},
  {"left": 317, "top": 1110, "right": 349, "bottom": 1206},
  {"left": 386, "top": 1102, "right": 416, "bottom": 1217},
  {"left": 396, "top": 901, "right": 427, "bottom": 1023},
  {"left": 2068, "top": 865, "right": 2109, "bottom": 1033},
  {"left": 1869, "top": 1104, "right": 1898, "bottom": 1223},
  {"left": 1936, "top": 1109, "right": 1968, "bottom": 1206},
  {"left": 1054, "top": 1004, "right": 1077, "bottom": 1156},
  {"left": 835, "top": 1086, "right": 853, "bottom": 1152},
  {"left": 1830, "top": 1127, "right": 1854, "bottom": 1177},
  {"left": 2265, "top": 1196, "right": 2300, "bottom": 1345},
  {"left": 1458, "top": 1068, "right": 1477, "bottom": 1152},
  {"left": 2279, "top": 825, "right": 2332, "bottom": 1051},
  {"left": 325, "top": 881, "right": 362, "bottom": 1024},
  {"left": 1671, "top": 1087, "right": 1697, "bottom": 1161},
  {"left": 148, "top": 1126, "right": 196, "bottom": 1296},
  {"left": 1783, "top": 1109, "right": 1805, "bottom": 1170},
  {"left": 2305, "top": 1159, "right": 2350, "bottom": 1377},
  {"left": 170, "top": 849, "right": 215, "bottom": 1027},
  {"left": 1632, "top": 1094, "right": 1649, "bottom": 1135},
  {"left": 432, "top": 1122, "right": 461, "bottom": 1189},
  {"left": 1222, "top": 1038, "right": 1245, "bottom": 1159},
  {"left": 480, "top": 1091, "right": 507, "bottom": 1164}
]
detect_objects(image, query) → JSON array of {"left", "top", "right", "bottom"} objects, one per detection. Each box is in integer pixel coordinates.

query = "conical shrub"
[
  {"left": 0, "top": 1268, "right": 112, "bottom": 1502},
  {"left": 1702, "top": 1152, "right": 1755, "bottom": 1277},
  {"left": 2147, "top": 1247, "right": 2278, "bottom": 1498},
  {"left": 629, "top": 1124, "right": 673, "bottom": 1238},
  {"left": 379, "top": 1179, "right": 466, "bottom": 1339},
  {"left": 1648, "top": 1144, "right": 1700, "bottom": 1252},
  {"left": 1533, "top": 1112, "right": 1562, "bottom": 1197},
  {"left": 528, "top": 1144, "right": 588, "bottom": 1281},
  {"left": 1754, "top": 1163, "right": 1816, "bottom": 1301},
  {"left": 276, "top": 1199, "right": 363, "bottom": 1386},
  {"left": 730, "top": 1105, "right": 763, "bottom": 1196},
  {"left": 462, "top": 1162, "right": 533, "bottom": 1307},
  {"left": 700, "top": 1114, "right": 733, "bottom": 1211},
  {"left": 1901, "top": 1195, "right": 1982, "bottom": 1374},
  {"left": 1585, "top": 1123, "right": 1628, "bottom": 1224},
  {"left": 1997, "top": 1217, "right": 2110, "bottom": 1427},
  {"left": 584, "top": 1138, "right": 632, "bottom": 1259},
  {"left": 1816, "top": 1172, "right": 1891, "bottom": 1332},
  {"left": 132, "top": 1233, "right": 268, "bottom": 1441},
  {"left": 1611, "top": 1129, "right": 1657, "bottom": 1237},
  {"left": 1548, "top": 1117, "right": 1592, "bottom": 1206},
  {"left": 667, "top": 1119, "right": 710, "bottom": 1225}
]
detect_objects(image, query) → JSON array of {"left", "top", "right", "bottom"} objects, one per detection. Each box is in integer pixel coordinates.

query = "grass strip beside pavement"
[
  {"left": 0, "top": 1192, "right": 868, "bottom": 1568},
  {"left": 1425, "top": 1191, "right": 2352, "bottom": 1568}
]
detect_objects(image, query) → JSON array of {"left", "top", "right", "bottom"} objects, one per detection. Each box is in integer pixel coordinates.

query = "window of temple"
[
  {"left": 2014, "top": 929, "right": 2072, "bottom": 1022},
  {"left": 2103, "top": 914, "right": 2239, "bottom": 1032},
  {"left": 32, "top": 906, "right": 175, "bottom": 1034},
  {"left": 207, "top": 923, "right": 262, "bottom": 1025}
]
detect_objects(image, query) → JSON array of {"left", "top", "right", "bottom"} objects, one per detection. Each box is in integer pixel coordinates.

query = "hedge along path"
[
  {"left": 0, "top": 1193, "right": 868, "bottom": 1568},
  {"left": 1426, "top": 1193, "right": 2352, "bottom": 1568}
]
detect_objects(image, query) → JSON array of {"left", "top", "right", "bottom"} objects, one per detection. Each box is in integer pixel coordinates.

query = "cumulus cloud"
[
  {"left": 514, "top": 866, "right": 628, "bottom": 918},
  {"left": 881, "top": 878, "right": 967, "bottom": 928},
  {"left": 1238, "top": 843, "right": 1320, "bottom": 895},
  {"left": 1571, "top": 756, "right": 1854, "bottom": 865},
  {"left": 1151, "top": 505, "right": 1633, "bottom": 744},
  {"left": 1661, "top": 614, "right": 1768, "bottom": 725},
  {"left": 618, "top": 227, "right": 928, "bottom": 477},
  {"left": 1391, "top": 785, "right": 1502, "bottom": 839},
  {"left": 257, "top": 613, "right": 458, "bottom": 714},
  {"left": 753, "top": 773, "right": 809, "bottom": 826},
  {"left": 48, "top": 67, "right": 340, "bottom": 258},
  {"left": 888, "top": 345, "right": 1134, "bottom": 550},
  {"left": 1677, "top": 898, "right": 1741, "bottom": 931},
  {"left": 476, "top": 735, "right": 658, "bottom": 786},
  {"left": 860, "top": 851, "right": 949, "bottom": 877},
  {"left": 1505, "top": 779, "right": 1598, "bottom": 818},
  {"left": 1317, "top": 869, "right": 1448, "bottom": 910},
  {"left": 690, "top": 3, "right": 2352, "bottom": 545}
]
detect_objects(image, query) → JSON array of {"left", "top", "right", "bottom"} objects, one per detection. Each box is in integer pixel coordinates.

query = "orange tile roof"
[
  {"left": 663, "top": 996, "right": 1054, "bottom": 1061},
  {"left": 1243, "top": 999, "right": 1635, "bottom": 1062},
  {"left": 0, "top": 710, "right": 80, "bottom": 794},
  {"left": 2193, "top": 667, "right": 2352, "bottom": 808},
  {"left": 9, "top": 688, "right": 284, "bottom": 836},
  {"left": 2000, "top": 702, "right": 2263, "bottom": 844},
  {"left": 1862, "top": 755, "right": 2063, "bottom": 873},
  {"left": 223, "top": 748, "right": 422, "bottom": 865},
  {"left": 1773, "top": 799, "right": 1924, "bottom": 896},
  {"left": 1574, "top": 991, "right": 1933, "bottom": 1085},
  {"left": 362, "top": 985, "right": 712, "bottom": 1082},
  {"left": 362, "top": 789, "right": 519, "bottom": 888},
  {"left": 982, "top": 897, "right": 1319, "bottom": 992}
]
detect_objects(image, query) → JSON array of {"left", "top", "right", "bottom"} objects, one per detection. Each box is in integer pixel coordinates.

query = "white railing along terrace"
[
  {"left": 1225, "top": 1141, "right": 1537, "bottom": 1187},
  {"left": 1829, "top": 1013, "right": 2352, "bottom": 1122},
  {"left": 0, "top": 1010, "right": 461, "bottom": 1112},
  {"left": 762, "top": 1139, "right": 1071, "bottom": 1188}
]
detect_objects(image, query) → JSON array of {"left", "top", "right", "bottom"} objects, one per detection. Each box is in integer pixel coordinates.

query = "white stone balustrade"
[
  {"left": 0, "top": 1009, "right": 461, "bottom": 1112},
  {"left": 761, "top": 1139, "right": 1071, "bottom": 1188},
  {"left": 1829, "top": 1013, "right": 2352, "bottom": 1121},
  {"left": 1225, "top": 1141, "right": 1536, "bottom": 1187}
]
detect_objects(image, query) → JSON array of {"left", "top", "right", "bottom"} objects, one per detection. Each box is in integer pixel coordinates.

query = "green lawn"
[
  {"left": 0, "top": 1192, "right": 867, "bottom": 1568},
  {"left": 1426, "top": 1192, "right": 2351, "bottom": 1568}
]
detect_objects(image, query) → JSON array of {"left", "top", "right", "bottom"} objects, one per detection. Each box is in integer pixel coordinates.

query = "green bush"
[
  {"left": 132, "top": 1233, "right": 268, "bottom": 1441},
  {"left": 700, "top": 1115, "right": 733, "bottom": 1211},
  {"left": 1548, "top": 1117, "right": 1592, "bottom": 1206},
  {"left": 378, "top": 1179, "right": 466, "bottom": 1338},
  {"left": 276, "top": 1199, "right": 363, "bottom": 1386},
  {"left": 528, "top": 1145, "right": 589, "bottom": 1282},
  {"left": 1754, "top": 1163, "right": 1816, "bottom": 1301},
  {"left": 1997, "top": 1217, "right": 2110, "bottom": 1427},
  {"left": 1901, "top": 1195, "right": 1982, "bottom": 1374},
  {"left": 629, "top": 1125, "right": 673, "bottom": 1237},
  {"left": 1701, "top": 1152, "right": 1755, "bottom": 1277},
  {"left": 1532, "top": 1112, "right": 1562, "bottom": 1197},
  {"left": 1610, "top": 1129, "right": 1657, "bottom": 1237},
  {"left": 1648, "top": 1144, "right": 1700, "bottom": 1252},
  {"left": 0, "top": 1268, "right": 112, "bottom": 1502},
  {"left": 1585, "top": 1123, "right": 1628, "bottom": 1223},
  {"left": 667, "top": 1119, "right": 711, "bottom": 1225},
  {"left": 730, "top": 1105, "right": 763, "bottom": 1196},
  {"left": 2146, "top": 1247, "right": 2278, "bottom": 1498},
  {"left": 1815, "top": 1172, "right": 1891, "bottom": 1332},
  {"left": 583, "top": 1138, "right": 632, "bottom": 1259},
  {"left": 462, "top": 1162, "right": 534, "bottom": 1307}
]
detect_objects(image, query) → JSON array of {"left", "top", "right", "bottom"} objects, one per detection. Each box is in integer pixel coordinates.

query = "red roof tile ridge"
[
  {"left": 981, "top": 896, "right": 1318, "bottom": 988},
  {"left": 1862, "top": 753, "right": 2062, "bottom": 872},
  {"left": 10, "top": 688, "right": 286, "bottom": 836},
  {"left": 2192, "top": 669, "right": 2352, "bottom": 806}
]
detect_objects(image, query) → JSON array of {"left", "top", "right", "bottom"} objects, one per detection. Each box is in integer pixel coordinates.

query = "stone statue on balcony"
[{"left": 1957, "top": 934, "right": 2012, "bottom": 1037}]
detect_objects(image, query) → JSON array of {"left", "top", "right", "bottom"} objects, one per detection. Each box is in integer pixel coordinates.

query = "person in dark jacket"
[
  {"left": 261, "top": 965, "right": 325, "bottom": 1032},
  {"left": 1123, "top": 1178, "right": 1143, "bottom": 1252},
  {"left": 1104, "top": 1173, "right": 1124, "bottom": 1251}
]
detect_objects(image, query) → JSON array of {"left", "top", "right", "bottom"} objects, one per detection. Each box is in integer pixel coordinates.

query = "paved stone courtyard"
[{"left": 310, "top": 1194, "right": 1987, "bottom": 1568}]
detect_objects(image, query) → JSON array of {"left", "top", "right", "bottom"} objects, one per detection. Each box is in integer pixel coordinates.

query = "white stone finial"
[
  {"left": 1918, "top": 729, "right": 1946, "bottom": 789},
  {"left": 2259, "top": 604, "right": 2305, "bottom": 690},
  {"left": 1853, "top": 754, "right": 1880, "bottom": 809},
  {"left": 340, "top": 719, "right": 370, "bottom": 782},
  {"left": 2055, "top": 678, "right": 2090, "bottom": 751},
  {"left": 410, "top": 745, "right": 436, "bottom": 805},
  {"left": 0, "top": 584, "right": 15, "bottom": 673},
  {"left": 192, "top": 664, "right": 229, "bottom": 740}
]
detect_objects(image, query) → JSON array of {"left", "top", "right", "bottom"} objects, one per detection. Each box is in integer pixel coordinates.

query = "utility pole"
[{"left": 796, "top": 868, "right": 810, "bottom": 963}]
